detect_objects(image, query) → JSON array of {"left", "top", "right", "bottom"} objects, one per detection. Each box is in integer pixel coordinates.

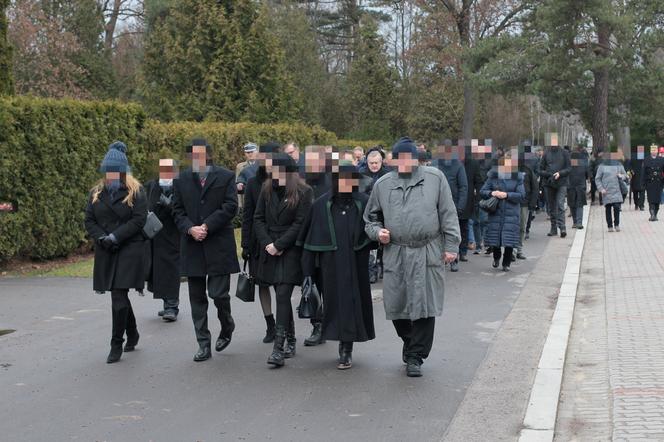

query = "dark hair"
[{"left": 261, "top": 170, "right": 307, "bottom": 209}]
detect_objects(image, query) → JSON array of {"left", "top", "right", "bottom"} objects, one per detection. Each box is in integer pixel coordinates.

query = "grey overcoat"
[
  {"left": 364, "top": 166, "right": 461, "bottom": 321},
  {"left": 595, "top": 162, "right": 627, "bottom": 205}
]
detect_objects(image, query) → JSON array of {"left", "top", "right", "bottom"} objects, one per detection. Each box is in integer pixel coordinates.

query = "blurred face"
[
  {"left": 305, "top": 151, "right": 326, "bottom": 174},
  {"left": 270, "top": 165, "right": 287, "bottom": 186},
  {"left": 394, "top": 153, "right": 418, "bottom": 174},
  {"left": 105, "top": 171, "right": 121, "bottom": 183},
  {"left": 367, "top": 154, "right": 382, "bottom": 173},
  {"left": 192, "top": 145, "right": 207, "bottom": 170},
  {"left": 284, "top": 144, "right": 299, "bottom": 161},
  {"left": 343, "top": 152, "right": 354, "bottom": 162},
  {"left": 338, "top": 174, "right": 359, "bottom": 193},
  {"left": 159, "top": 159, "right": 177, "bottom": 180}
]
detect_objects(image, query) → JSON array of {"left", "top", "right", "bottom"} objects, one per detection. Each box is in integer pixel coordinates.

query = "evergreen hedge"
[{"left": 0, "top": 99, "right": 340, "bottom": 262}]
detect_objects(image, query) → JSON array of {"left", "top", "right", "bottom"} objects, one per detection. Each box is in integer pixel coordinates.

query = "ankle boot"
[
  {"left": 263, "top": 314, "right": 276, "bottom": 344},
  {"left": 649, "top": 208, "right": 656, "bottom": 221},
  {"left": 547, "top": 225, "right": 557, "bottom": 236},
  {"left": 267, "top": 326, "right": 286, "bottom": 367},
  {"left": 107, "top": 346, "right": 122, "bottom": 364},
  {"left": 655, "top": 208, "right": 659, "bottom": 221},
  {"left": 124, "top": 331, "right": 139, "bottom": 352},
  {"left": 284, "top": 330, "right": 297, "bottom": 359},
  {"left": 304, "top": 322, "right": 325, "bottom": 346},
  {"left": 337, "top": 342, "right": 353, "bottom": 370}
]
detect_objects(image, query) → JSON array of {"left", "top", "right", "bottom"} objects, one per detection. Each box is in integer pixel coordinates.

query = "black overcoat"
[
  {"left": 566, "top": 152, "right": 589, "bottom": 209},
  {"left": 253, "top": 184, "right": 313, "bottom": 286},
  {"left": 84, "top": 186, "right": 148, "bottom": 292},
  {"left": 642, "top": 156, "right": 664, "bottom": 204},
  {"left": 628, "top": 159, "right": 644, "bottom": 191},
  {"left": 172, "top": 166, "right": 240, "bottom": 277},
  {"left": 300, "top": 192, "right": 376, "bottom": 342},
  {"left": 461, "top": 158, "right": 483, "bottom": 219},
  {"left": 144, "top": 180, "right": 181, "bottom": 299},
  {"left": 240, "top": 171, "right": 266, "bottom": 277}
]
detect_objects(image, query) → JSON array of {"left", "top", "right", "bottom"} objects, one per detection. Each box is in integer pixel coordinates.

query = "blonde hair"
[{"left": 91, "top": 174, "right": 142, "bottom": 207}]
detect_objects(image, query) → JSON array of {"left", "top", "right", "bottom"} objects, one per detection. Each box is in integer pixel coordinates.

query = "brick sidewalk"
[{"left": 556, "top": 204, "right": 664, "bottom": 441}]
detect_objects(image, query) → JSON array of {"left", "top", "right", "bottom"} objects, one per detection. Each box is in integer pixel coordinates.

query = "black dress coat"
[
  {"left": 628, "top": 159, "right": 644, "bottom": 191},
  {"left": 253, "top": 184, "right": 313, "bottom": 286},
  {"left": 172, "top": 166, "right": 240, "bottom": 277},
  {"left": 300, "top": 192, "right": 376, "bottom": 342},
  {"left": 144, "top": 180, "right": 181, "bottom": 299},
  {"left": 240, "top": 170, "right": 266, "bottom": 278},
  {"left": 642, "top": 156, "right": 664, "bottom": 204},
  {"left": 84, "top": 186, "right": 148, "bottom": 292},
  {"left": 520, "top": 165, "right": 540, "bottom": 208},
  {"left": 567, "top": 152, "right": 589, "bottom": 209},
  {"left": 461, "top": 158, "right": 483, "bottom": 219}
]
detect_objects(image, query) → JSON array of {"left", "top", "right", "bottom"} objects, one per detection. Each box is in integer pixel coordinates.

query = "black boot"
[
  {"left": 649, "top": 208, "right": 655, "bottom": 221},
  {"left": 124, "top": 331, "right": 139, "bottom": 352},
  {"left": 492, "top": 258, "right": 499, "bottom": 269},
  {"left": 547, "top": 225, "right": 557, "bottom": 236},
  {"left": 267, "top": 326, "right": 286, "bottom": 367},
  {"left": 337, "top": 342, "right": 353, "bottom": 370},
  {"left": 304, "top": 322, "right": 325, "bottom": 346},
  {"left": 655, "top": 207, "right": 660, "bottom": 221},
  {"left": 263, "top": 314, "right": 276, "bottom": 344},
  {"left": 106, "top": 346, "right": 122, "bottom": 364},
  {"left": 284, "top": 319, "right": 296, "bottom": 358}
]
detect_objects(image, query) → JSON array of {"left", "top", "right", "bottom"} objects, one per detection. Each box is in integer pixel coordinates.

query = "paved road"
[{"left": 1, "top": 217, "right": 555, "bottom": 442}]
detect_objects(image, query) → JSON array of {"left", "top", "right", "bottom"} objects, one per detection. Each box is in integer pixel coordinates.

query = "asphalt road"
[{"left": 0, "top": 217, "right": 555, "bottom": 442}]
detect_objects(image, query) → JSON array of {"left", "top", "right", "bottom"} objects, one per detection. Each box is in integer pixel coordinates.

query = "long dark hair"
[{"left": 261, "top": 171, "right": 308, "bottom": 209}]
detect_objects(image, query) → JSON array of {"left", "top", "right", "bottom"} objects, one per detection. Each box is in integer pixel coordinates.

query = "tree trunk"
[
  {"left": 104, "top": 0, "right": 122, "bottom": 50},
  {"left": 458, "top": 1, "right": 474, "bottom": 141},
  {"left": 591, "top": 22, "right": 610, "bottom": 154}
]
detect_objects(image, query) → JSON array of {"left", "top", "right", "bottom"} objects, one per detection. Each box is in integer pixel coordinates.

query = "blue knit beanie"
[
  {"left": 391, "top": 137, "right": 418, "bottom": 159},
  {"left": 100, "top": 141, "right": 129, "bottom": 173}
]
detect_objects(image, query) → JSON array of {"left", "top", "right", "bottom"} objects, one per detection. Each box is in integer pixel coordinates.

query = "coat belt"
[{"left": 390, "top": 234, "right": 441, "bottom": 248}]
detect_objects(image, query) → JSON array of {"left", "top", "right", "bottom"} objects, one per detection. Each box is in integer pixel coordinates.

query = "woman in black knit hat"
[{"left": 84, "top": 141, "right": 148, "bottom": 363}]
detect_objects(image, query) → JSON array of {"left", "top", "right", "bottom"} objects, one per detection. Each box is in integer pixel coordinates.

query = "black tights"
[
  {"left": 493, "top": 247, "right": 514, "bottom": 267},
  {"left": 110, "top": 289, "right": 137, "bottom": 348},
  {"left": 605, "top": 203, "right": 621, "bottom": 227},
  {"left": 274, "top": 284, "right": 295, "bottom": 332}
]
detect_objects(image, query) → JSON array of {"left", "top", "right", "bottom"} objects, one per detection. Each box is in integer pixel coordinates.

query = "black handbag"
[
  {"left": 235, "top": 260, "right": 255, "bottom": 302},
  {"left": 142, "top": 211, "right": 163, "bottom": 239},
  {"left": 297, "top": 276, "right": 321, "bottom": 319},
  {"left": 479, "top": 196, "right": 500, "bottom": 214}
]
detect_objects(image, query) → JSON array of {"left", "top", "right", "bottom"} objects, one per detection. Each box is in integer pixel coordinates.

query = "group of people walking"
[{"left": 84, "top": 136, "right": 664, "bottom": 377}]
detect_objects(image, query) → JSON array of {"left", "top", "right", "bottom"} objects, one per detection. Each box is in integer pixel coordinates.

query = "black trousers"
[
  {"left": 310, "top": 271, "right": 324, "bottom": 325},
  {"left": 392, "top": 317, "right": 435, "bottom": 364},
  {"left": 493, "top": 247, "right": 514, "bottom": 267},
  {"left": 605, "top": 203, "right": 621, "bottom": 228},
  {"left": 187, "top": 275, "right": 234, "bottom": 349},
  {"left": 631, "top": 189, "right": 645, "bottom": 209},
  {"left": 458, "top": 218, "right": 469, "bottom": 255},
  {"left": 111, "top": 289, "right": 137, "bottom": 348},
  {"left": 274, "top": 283, "right": 296, "bottom": 332}
]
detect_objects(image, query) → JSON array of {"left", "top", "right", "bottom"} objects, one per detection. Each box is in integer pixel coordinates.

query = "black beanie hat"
[
  {"left": 271, "top": 153, "right": 298, "bottom": 173},
  {"left": 260, "top": 141, "right": 281, "bottom": 154},
  {"left": 391, "top": 137, "right": 418, "bottom": 159}
]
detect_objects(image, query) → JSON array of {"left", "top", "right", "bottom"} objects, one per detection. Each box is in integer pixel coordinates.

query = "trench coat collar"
[{"left": 390, "top": 166, "right": 424, "bottom": 190}]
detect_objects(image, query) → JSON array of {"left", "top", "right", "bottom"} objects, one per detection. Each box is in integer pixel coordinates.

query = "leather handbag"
[
  {"left": 142, "top": 211, "right": 163, "bottom": 239},
  {"left": 297, "top": 276, "right": 321, "bottom": 319},
  {"left": 235, "top": 260, "right": 255, "bottom": 302},
  {"left": 479, "top": 196, "right": 500, "bottom": 214}
]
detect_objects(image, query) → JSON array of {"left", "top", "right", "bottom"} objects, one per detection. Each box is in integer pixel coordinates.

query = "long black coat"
[
  {"left": 567, "top": 152, "right": 589, "bottom": 209},
  {"left": 240, "top": 171, "right": 266, "bottom": 277},
  {"left": 300, "top": 192, "right": 376, "bottom": 342},
  {"left": 144, "top": 180, "right": 181, "bottom": 299},
  {"left": 253, "top": 184, "right": 313, "bottom": 286},
  {"left": 520, "top": 165, "right": 540, "bottom": 208},
  {"left": 461, "top": 159, "right": 483, "bottom": 219},
  {"left": 84, "top": 186, "right": 148, "bottom": 292},
  {"left": 172, "top": 166, "right": 240, "bottom": 277},
  {"left": 642, "top": 156, "right": 664, "bottom": 204},
  {"left": 628, "top": 159, "right": 644, "bottom": 191}
]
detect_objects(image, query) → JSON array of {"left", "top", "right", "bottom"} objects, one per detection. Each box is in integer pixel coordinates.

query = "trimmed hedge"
[
  {"left": 0, "top": 99, "right": 340, "bottom": 262},
  {"left": 0, "top": 97, "right": 147, "bottom": 261},
  {"left": 335, "top": 139, "right": 389, "bottom": 149}
]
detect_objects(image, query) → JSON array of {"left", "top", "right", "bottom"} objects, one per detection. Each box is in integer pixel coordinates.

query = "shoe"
[
  {"left": 560, "top": 230, "right": 567, "bottom": 238},
  {"left": 615, "top": 226, "right": 621, "bottom": 232},
  {"left": 577, "top": 225, "right": 584, "bottom": 230},
  {"left": 502, "top": 265, "right": 511, "bottom": 272},
  {"left": 608, "top": 227, "right": 614, "bottom": 232},
  {"left": 304, "top": 323, "right": 325, "bottom": 346},
  {"left": 162, "top": 311, "right": 177, "bottom": 322},
  {"left": 157, "top": 310, "right": 165, "bottom": 317},
  {"left": 547, "top": 226, "right": 557, "bottom": 237},
  {"left": 106, "top": 346, "right": 122, "bottom": 364},
  {"left": 459, "top": 254, "right": 468, "bottom": 262},
  {"left": 473, "top": 250, "right": 480, "bottom": 255},
  {"left": 492, "top": 259, "right": 499, "bottom": 269},
  {"left": 337, "top": 342, "right": 353, "bottom": 370},
  {"left": 267, "top": 326, "right": 286, "bottom": 367},
  {"left": 484, "top": 247, "right": 493, "bottom": 255},
  {"left": 524, "top": 232, "right": 530, "bottom": 240},
  {"left": 284, "top": 333, "right": 296, "bottom": 359},
  {"left": 193, "top": 346, "right": 211, "bottom": 362},
  {"left": 649, "top": 209, "right": 655, "bottom": 221},
  {"left": 406, "top": 360, "right": 422, "bottom": 377},
  {"left": 215, "top": 334, "right": 232, "bottom": 352},
  {"left": 450, "top": 260, "right": 459, "bottom": 272},
  {"left": 572, "top": 224, "right": 578, "bottom": 229},
  {"left": 124, "top": 332, "right": 139, "bottom": 352},
  {"left": 263, "top": 314, "right": 276, "bottom": 344},
  {"left": 516, "top": 252, "right": 526, "bottom": 260}
]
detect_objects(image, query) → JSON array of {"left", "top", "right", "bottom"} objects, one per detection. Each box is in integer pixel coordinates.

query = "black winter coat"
[
  {"left": 519, "top": 165, "right": 540, "bottom": 209},
  {"left": 253, "top": 184, "right": 313, "bottom": 285},
  {"left": 461, "top": 159, "right": 483, "bottom": 219},
  {"left": 433, "top": 159, "right": 468, "bottom": 214},
  {"left": 241, "top": 171, "right": 266, "bottom": 277},
  {"left": 144, "top": 180, "right": 181, "bottom": 299},
  {"left": 628, "top": 159, "right": 644, "bottom": 191},
  {"left": 172, "top": 166, "right": 240, "bottom": 277},
  {"left": 642, "top": 156, "right": 664, "bottom": 204},
  {"left": 84, "top": 186, "right": 148, "bottom": 292},
  {"left": 567, "top": 152, "right": 589, "bottom": 209},
  {"left": 539, "top": 147, "right": 571, "bottom": 188}
]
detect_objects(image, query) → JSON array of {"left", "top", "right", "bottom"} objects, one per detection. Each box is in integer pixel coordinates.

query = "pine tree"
[
  {"left": 140, "top": 0, "right": 299, "bottom": 122},
  {"left": 0, "top": 0, "right": 13, "bottom": 95}
]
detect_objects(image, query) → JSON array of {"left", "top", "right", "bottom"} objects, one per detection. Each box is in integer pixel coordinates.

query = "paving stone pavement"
[{"left": 556, "top": 204, "right": 664, "bottom": 441}]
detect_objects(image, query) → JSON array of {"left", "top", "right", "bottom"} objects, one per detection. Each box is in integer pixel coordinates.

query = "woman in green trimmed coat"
[{"left": 300, "top": 164, "right": 376, "bottom": 370}]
